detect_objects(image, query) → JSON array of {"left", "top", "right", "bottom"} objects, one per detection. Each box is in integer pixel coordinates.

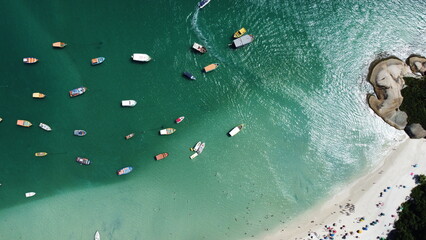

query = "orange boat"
[
  {"left": 32, "top": 92, "right": 45, "bottom": 99},
  {"left": 203, "top": 63, "right": 219, "bottom": 73},
  {"left": 23, "top": 58, "right": 38, "bottom": 64},
  {"left": 17, "top": 120, "right": 32, "bottom": 127},
  {"left": 155, "top": 153, "right": 169, "bottom": 160},
  {"left": 52, "top": 42, "right": 67, "bottom": 48}
]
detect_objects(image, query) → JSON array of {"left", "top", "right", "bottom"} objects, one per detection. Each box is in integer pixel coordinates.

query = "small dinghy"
[
  {"left": 121, "top": 100, "right": 137, "bottom": 107},
  {"left": 25, "top": 192, "right": 36, "bottom": 198},
  {"left": 23, "top": 58, "right": 38, "bottom": 64},
  {"left": 52, "top": 42, "right": 67, "bottom": 48},
  {"left": 125, "top": 133, "right": 135, "bottom": 139},
  {"left": 132, "top": 53, "right": 151, "bottom": 62},
  {"left": 91, "top": 57, "right": 105, "bottom": 65},
  {"left": 39, "top": 123, "right": 52, "bottom": 131},
  {"left": 175, "top": 116, "right": 185, "bottom": 123}
]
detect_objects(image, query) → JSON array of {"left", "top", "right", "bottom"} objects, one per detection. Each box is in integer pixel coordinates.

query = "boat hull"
[
  {"left": 155, "top": 153, "right": 169, "bottom": 160},
  {"left": 160, "top": 128, "right": 176, "bottom": 135},
  {"left": 192, "top": 43, "right": 207, "bottom": 53},
  {"left": 25, "top": 192, "right": 36, "bottom": 198},
  {"left": 39, "top": 123, "right": 52, "bottom": 131},
  {"left": 35, "top": 152, "right": 47, "bottom": 157},
  {"left": 23, "top": 58, "right": 38, "bottom": 64},
  {"left": 228, "top": 124, "right": 244, "bottom": 136},
  {"left": 203, "top": 63, "right": 219, "bottom": 73},
  {"left": 132, "top": 53, "right": 151, "bottom": 62},
  {"left": 175, "top": 116, "right": 185, "bottom": 123},
  {"left": 52, "top": 42, "right": 67, "bottom": 48},
  {"left": 233, "top": 35, "right": 254, "bottom": 48},
  {"left": 183, "top": 72, "right": 196, "bottom": 80},
  {"left": 233, "top": 28, "right": 247, "bottom": 38},
  {"left": 69, "top": 87, "right": 87, "bottom": 97},
  {"left": 117, "top": 167, "right": 133, "bottom": 176},
  {"left": 121, "top": 100, "right": 137, "bottom": 107},
  {"left": 125, "top": 133, "right": 135, "bottom": 139},
  {"left": 91, "top": 57, "right": 105, "bottom": 65},
  {"left": 76, "top": 157, "right": 91, "bottom": 165},
  {"left": 17, "top": 120, "right": 32, "bottom": 127},
  {"left": 74, "top": 130, "right": 87, "bottom": 136},
  {"left": 32, "top": 92, "right": 46, "bottom": 98}
]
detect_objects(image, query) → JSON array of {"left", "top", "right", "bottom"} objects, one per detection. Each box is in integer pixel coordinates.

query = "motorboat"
[
  {"left": 25, "top": 192, "right": 36, "bottom": 198},
  {"left": 197, "top": 142, "right": 205, "bottom": 154},
  {"left": 191, "top": 141, "right": 202, "bottom": 152},
  {"left": 74, "top": 130, "right": 87, "bottom": 136},
  {"left": 160, "top": 128, "right": 176, "bottom": 135},
  {"left": 121, "top": 100, "right": 137, "bottom": 107},
  {"left": 76, "top": 157, "right": 91, "bottom": 165},
  {"left": 155, "top": 153, "right": 169, "bottom": 160},
  {"left": 183, "top": 72, "right": 196, "bottom": 80},
  {"left": 232, "top": 34, "right": 254, "bottom": 48},
  {"left": 189, "top": 152, "right": 198, "bottom": 159},
  {"left": 203, "top": 63, "right": 219, "bottom": 73},
  {"left": 117, "top": 167, "right": 133, "bottom": 176},
  {"left": 23, "top": 58, "right": 38, "bottom": 64},
  {"left": 125, "top": 133, "right": 135, "bottom": 140},
  {"left": 39, "top": 123, "right": 52, "bottom": 131},
  {"left": 192, "top": 43, "right": 207, "bottom": 53},
  {"left": 228, "top": 124, "right": 244, "bottom": 136},
  {"left": 17, "top": 120, "right": 32, "bottom": 127},
  {"left": 0, "top": 118, "right": 2, "bottom": 122},
  {"left": 175, "top": 116, "right": 185, "bottom": 123},
  {"left": 132, "top": 53, "right": 151, "bottom": 62},
  {"left": 32, "top": 92, "right": 46, "bottom": 98},
  {"left": 233, "top": 28, "right": 247, "bottom": 38},
  {"left": 94, "top": 231, "right": 100, "bottom": 240},
  {"left": 198, "top": 0, "right": 211, "bottom": 8},
  {"left": 52, "top": 42, "right": 67, "bottom": 48},
  {"left": 35, "top": 152, "right": 47, "bottom": 157},
  {"left": 91, "top": 57, "right": 105, "bottom": 65},
  {"left": 69, "top": 87, "right": 87, "bottom": 97}
]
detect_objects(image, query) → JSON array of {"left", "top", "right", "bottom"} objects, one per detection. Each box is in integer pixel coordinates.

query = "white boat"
[
  {"left": 121, "top": 100, "right": 137, "bottom": 107},
  {"left": 25, "top": 192, "right": 36, "bottom": 198},
  {"left": 197, "top": 142, "right": 205, "bottom": 154},
  {"left": 228, "top": 124, "right": 244, "bottom": 136},
  {"left": 192, "top": 141, "right": 202, "bottom": 152},
  {"left": 132, "top": 53, "right": 151, "bottom": 62},
  {"left": 198, "top": 0, "right": 211, "bottom": 8},
  {"left": 190, "top": 152, "right": 199, "bottom": 159},
  {"left": 39, "top": 123, "right": 52, "bottom": 131},
  {"left": 94, "top": 231, "right": 100, "bottom": 240},
  {"left": 160, "top": 128, "right": 176, "bottom": 135}
]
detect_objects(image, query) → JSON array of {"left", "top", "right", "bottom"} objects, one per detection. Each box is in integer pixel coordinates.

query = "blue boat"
[
  {"left": 117, "top": 166, "right": 133, "bottom": 176},
  {"left": 91, "top": 57, "right": 105, "bottom": 65},
  {"left": 183, "top": 72, "right": 196, "bottom": 80},
  {"left": 198, "top": 0, "right": 211, "bottom": 8},
  {"left": 74, "top": 130, "right": 87, "bottom": 136}
]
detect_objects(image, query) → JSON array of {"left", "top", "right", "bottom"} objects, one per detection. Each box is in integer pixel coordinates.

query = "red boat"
[
  {"left": 175, "top": 116, "right": 185, "bottom": 123},
  {"left": 155, "top": 153, "right": 169, "bottom": 160}
]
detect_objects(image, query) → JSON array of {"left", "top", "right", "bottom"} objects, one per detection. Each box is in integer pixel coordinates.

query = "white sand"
[{"left": 259, "top": 138, "right": 426, "bottom": 240}]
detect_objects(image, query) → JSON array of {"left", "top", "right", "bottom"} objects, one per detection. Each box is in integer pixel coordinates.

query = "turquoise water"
[{"left": 0, "top": 0, "right": 425, "bottom": 239}]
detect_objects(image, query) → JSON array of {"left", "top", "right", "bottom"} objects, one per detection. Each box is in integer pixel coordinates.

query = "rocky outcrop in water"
[{"left": 367, "top": 55, "right": 426, "bottom": 138}]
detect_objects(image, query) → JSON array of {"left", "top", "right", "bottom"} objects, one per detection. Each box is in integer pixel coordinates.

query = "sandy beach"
[{"left": 259, "top": 137, "right": 426, "bottom": 240}]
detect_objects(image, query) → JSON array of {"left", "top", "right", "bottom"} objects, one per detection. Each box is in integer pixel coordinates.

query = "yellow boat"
[
  {"left": 35, "top": 152, "right": 47, "bottom": 157},
  {"left": 233, "top": 28, "right": 247, "bottom": 38},
  {"left": 32, "top": 92, "right": 46, "bottom": 99},
  {"left": 52, "top": 42, "right": 67, "bottom": 48}
]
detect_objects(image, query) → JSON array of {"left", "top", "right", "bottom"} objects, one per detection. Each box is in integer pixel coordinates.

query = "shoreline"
[{"left": 258, "top": 137, "right": 426, "bottom": 240}]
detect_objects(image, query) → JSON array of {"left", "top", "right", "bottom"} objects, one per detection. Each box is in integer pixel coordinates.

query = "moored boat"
[
  {"left": 232, "top": 34, "right": 254, "bottom": 48},
  {"left": 117, "top": 166, "right": 133, "bottom": 176},
  {"left": 91, "top": 57, "right": 105, "bottom": 65},
  {"left": 203, "top": 63, "right": 219, "bottom": 73},
  {"left": 160, "top": 128, "right": 176, "bottom": 135},
  {"left": 228, "top": 124, "right": 244, "bottom": 136},
  {"left": 0, "top": 118, "right": 2, "bottom": 122},
  {"left": 197, "top": 142, "right": 206, "bottom": 154},
  {"left": 155, "top": 153, "right": 169, "bottom": 160},
  {"left": 39, "top": 123, "right": 52, "bottom": 131},
  {"left": 125, "top": 133, "right": 135, "bottom": 140},
  {"left": 121, "top": 100, "right": 137, "bottom": 107},
  {"left": 198, "top": 0, "right": 211, "bottom": 8},
  {"left": 69, "top": 87, "right": 87, "bottom": 97},
  {"left": 32, "top": 92, "right": 46, "bottom": 99},
  {"left": 23, "top": 58, "right": 38, "bottom": 64},
  {"left": 74, "top": 130, "right": 87, "bottom": 136},
  {"left": 25, "top": 192, "right": 36, "bottom": 198},
  {"left": 35, "top": 152, "right": 47, "bottom": 157},
  {"left": 183, "top": 72, "right": 196, "bottom": 80},
  {"left": 76, "top": 157, "right": 91, "bottom": 165},
  {"left": 132, "top": 53, "right": 151, "bottom": 62},
  {"left": 233, "top": 28, "right": 247, "bottom": 38},
  {"left": 94, "top": 231, "right": 100, "bottom": 240},
  {"left": 52, "top": 42, "right": 67, "bottom": 48},
  {"left": 17, "top": 120, "right": 32, "bottom": 127},
  {"left": 192, "top": 42, "right": 207, "bottom": 53},
  {"left": 175, "top": 116, "right": 185, "bottom": 123},
  {"left": 189, "top": 152, "right": 199, "bottom": 159},
  {"left": 191, "top": 141, "right": 202, "bottom": 152}
]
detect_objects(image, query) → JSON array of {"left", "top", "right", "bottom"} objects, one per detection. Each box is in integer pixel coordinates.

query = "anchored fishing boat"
[
  {"left": 91, "top": 57, "right": 105, "bottom": 65},
  {"left": 39, "top": 123, "right": 52, "bottom": 131},
  {"left": 52, "top": 42, "right": 67, "bottom": 48},
  {"left": 17, "top": 120, "right": 32, "bottom": 127},
  {"left": 203, "top": 63, "right": 219, "bottom": 73},
  {"left": 228, "top": 124, "right": 244, "bottom": 136},
  {"left": 233, "top": 28, "right": 247, "bottom": 38},
  {"left": 69, "top": 87, "right": 87, "bottom": 97},
  {"left": 35, "top": 152, "right": 47, "bottom": 157},
  {"left": 117, "top": 167, "right": 133, "bottom": 176},
  {"left": 160, "top": 128, "right": 176, "bottom": 135},
  {"left": 192, "top": 42, "right": 207, "bottom": 53},
  {"left": 155, "top": 153, "right": 169, "bottom": 160},
  {"left": 183, "top": 72, "right": 196, "bottom": 80},
  {"left": 232, "top": 34, "right": 254, "bottom": 48},
  {"left": 76, "top": 157, "right": 91, "bottom": 165},
  {"left": 74, "top": 130, "right": 87, "bottom": 136},
  {"left": 132, "top": 53, "right": 151, "bottom": 62},
  {"left": 32, "top": 92, "right": 45, "bottom": 99},
  {"left": 23, "top": 58, "right": 38, "bottom": 64}
]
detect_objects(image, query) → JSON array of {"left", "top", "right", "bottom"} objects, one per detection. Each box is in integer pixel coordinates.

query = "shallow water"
[{"left": 0, "top": 0, "right": 424, "bottom": 239}]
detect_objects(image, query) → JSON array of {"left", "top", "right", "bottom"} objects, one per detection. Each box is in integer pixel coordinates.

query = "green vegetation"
[
  {"left": 391, "top": 175, "right": 426, "bottom": 240},
  {"left": 400, "top": 76, "right": 426, "bottom": 126}
]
